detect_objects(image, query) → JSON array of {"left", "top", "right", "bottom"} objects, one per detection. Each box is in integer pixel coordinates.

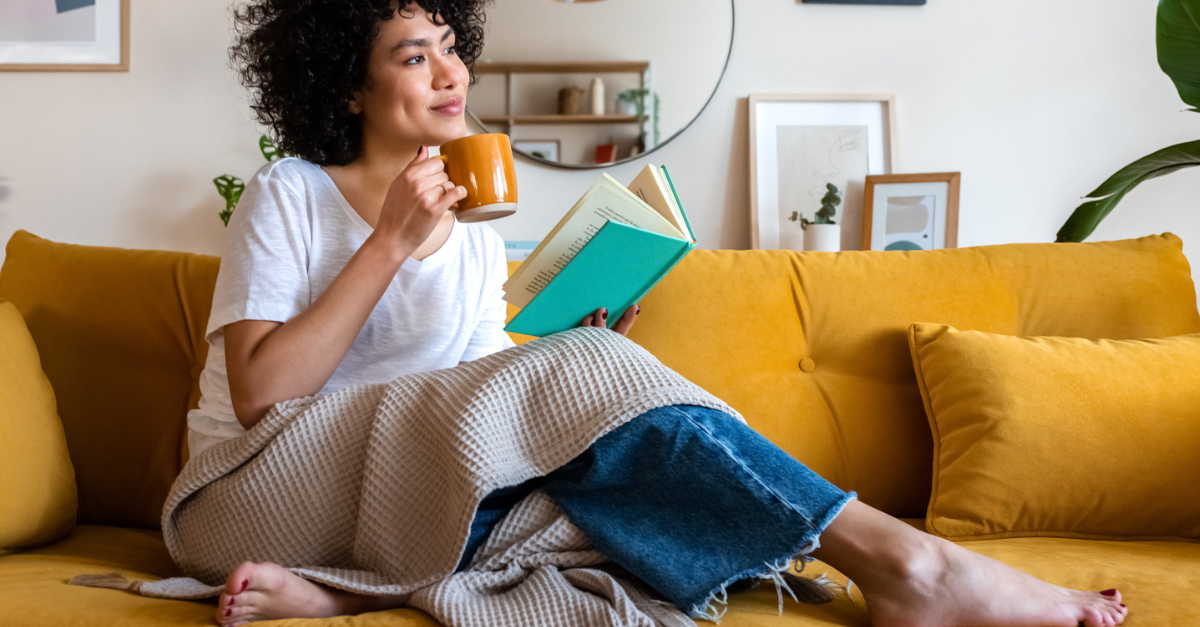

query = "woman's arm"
[
  {"left": 225, "top": 235, "right": 406, "bottom": 428},
  {"left": 226, "top": 148, "right": 467, "bottom": 430}
]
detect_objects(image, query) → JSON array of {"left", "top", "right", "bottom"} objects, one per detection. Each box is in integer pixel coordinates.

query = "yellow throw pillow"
[
  {"left": 908, "top": 323, "right": 1200, "bottom": 542},
  {"left": 0, "top": 301, "right": 76, "bottom": 553}
]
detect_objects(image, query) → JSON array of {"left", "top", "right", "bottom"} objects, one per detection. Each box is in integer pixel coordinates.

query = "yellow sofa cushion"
[
  {"left": 621, "top": 234, "right": 1200, "bottom": 517},
  {"left": 0, "top": 231, "right": 220, "bottom": 529},
  {"left": 2, "top": 525, "right": 1199, "bottom": 626},
  {"left": 909, "top": 323, "right": 1200, "bottom": 542},
  {"left": 0, "top": 301, "right": 76, "bottom": 554}
]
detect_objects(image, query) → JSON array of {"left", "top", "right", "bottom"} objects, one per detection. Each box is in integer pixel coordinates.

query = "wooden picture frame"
[
  {"left": 0, "top": 0, "right": 129, "bottom": 72},
  {"left": 749, "top": 93, "right": 897, "bottom": 251},
  {"left": 861, "top": 172, "right": 961, "bottom": 251},
  {"left": 513, "top": 139, "right": 562, "bottom": 163}
]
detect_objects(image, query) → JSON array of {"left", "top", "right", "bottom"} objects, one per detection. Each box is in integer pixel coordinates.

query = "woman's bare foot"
[
  {"left": 215, "top": 562, "right": 405, "bottom": 627},
  {"left": 814, "top": 501, "right": 1128, "bottom": 627}
]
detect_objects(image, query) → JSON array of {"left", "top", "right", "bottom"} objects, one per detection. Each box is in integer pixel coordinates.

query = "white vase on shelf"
[
  {"left": 590, "top": 77, "right": 606, "bottom": 115},
  {"left": 803, "top": 224, "right": 841, "bottom": 252}
]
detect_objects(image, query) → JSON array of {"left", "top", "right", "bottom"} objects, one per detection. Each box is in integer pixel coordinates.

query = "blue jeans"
[{"left": 456, "top": 404, "right": 855, "bottom": 616}]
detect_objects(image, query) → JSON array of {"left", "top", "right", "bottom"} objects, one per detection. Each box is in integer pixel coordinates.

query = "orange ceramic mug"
[{"left": 434, "top": 133, "right": 518, "bottom": 223}]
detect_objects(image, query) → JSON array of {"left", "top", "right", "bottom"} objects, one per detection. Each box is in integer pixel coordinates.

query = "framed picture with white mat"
[
  {"left": 749, "top": 94, "right": 897, "bottom": 251},
  {"left": 0, "top": 0, "right": 129, "bottom": 71},
  {"left": 862, "top": 172, "right": 961, "bottom": 251}
]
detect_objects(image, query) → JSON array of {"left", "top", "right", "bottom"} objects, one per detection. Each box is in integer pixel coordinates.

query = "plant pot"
[
  {"left": 803, "top": 223, "right": 841, "bottom": 252},
  {"left": 616, "top": 100, "right": 638, "bottom": 116}
]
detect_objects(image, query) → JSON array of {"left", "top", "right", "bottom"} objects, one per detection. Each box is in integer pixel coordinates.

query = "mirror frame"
[{"left": 465, "top": 0, "right": 736, "bottom": 170}]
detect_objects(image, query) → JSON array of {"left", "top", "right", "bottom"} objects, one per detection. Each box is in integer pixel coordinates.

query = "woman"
[{"left": 187, "top": 1, "right": 1129, "bottom": 626}]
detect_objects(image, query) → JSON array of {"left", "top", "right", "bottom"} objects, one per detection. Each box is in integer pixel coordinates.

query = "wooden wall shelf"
[
  {"left": 478, "top": 114, "right": 641, "bottom": 126},
  {"left": 475, "top": 61, "right": 650, "bottom": 75}
]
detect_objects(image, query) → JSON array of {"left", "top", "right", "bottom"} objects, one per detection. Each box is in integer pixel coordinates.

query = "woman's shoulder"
[
  {"left": 249, "top": 157, "right": 325, "bottom": 193},
  {"left": 225, "top": 157, "right": 334, "bottom": 234}
]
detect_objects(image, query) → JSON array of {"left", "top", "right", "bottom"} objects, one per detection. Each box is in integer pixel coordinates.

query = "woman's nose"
[{"left": 431, "top": 55, "right": 464, "bottom": 90}]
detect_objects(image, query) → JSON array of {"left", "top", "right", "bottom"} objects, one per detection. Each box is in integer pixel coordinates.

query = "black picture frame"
[{"left": 803, "top": 0, "right": 925, "bottom": 4}]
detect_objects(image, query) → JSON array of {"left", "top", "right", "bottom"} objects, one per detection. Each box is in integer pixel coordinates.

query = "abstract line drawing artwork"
[
  {"left": 775, "top": 125, "right": 869, "bottom": 252},
  {"left": 883, "top": 194, "right": 936, "bottom": 251},
  {"left": 0, "top": 0, "right": 96, "bottom": 43}
]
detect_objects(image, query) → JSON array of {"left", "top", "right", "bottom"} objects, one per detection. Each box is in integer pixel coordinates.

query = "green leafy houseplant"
[
  {"left": 1056, "top": 0, "right": 1200, "bottom": 242},
  {"left": 790, "top": 183, "right": 842, "bottom": 228},
  {"left": 618, "top": 88, "right": 662, "bottom": 151},
  {"left": 214, "top": 135, "right": 285, "bottom": 226}
]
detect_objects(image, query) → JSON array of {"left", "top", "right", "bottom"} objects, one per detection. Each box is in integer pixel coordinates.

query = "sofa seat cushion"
[
  {"left": 0, "top": 525, "right": 439, "bottom": 627},
  {"left": 1, "top": 526, "right": 1196, "bottom": 626}
]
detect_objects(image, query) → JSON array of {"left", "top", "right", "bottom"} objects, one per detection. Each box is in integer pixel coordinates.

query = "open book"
[{"left": 502, "top": 164, "right": 696, "bottom": 337}]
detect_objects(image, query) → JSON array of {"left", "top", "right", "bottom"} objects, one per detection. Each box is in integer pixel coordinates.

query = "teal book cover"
[{"left": 504, "top": 220, "right": 694, "bottom": 337}]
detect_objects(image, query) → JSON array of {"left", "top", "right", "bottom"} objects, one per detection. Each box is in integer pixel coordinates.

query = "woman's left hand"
[{"left": 581, "top": 304, "right": 640, "bottom": 337}]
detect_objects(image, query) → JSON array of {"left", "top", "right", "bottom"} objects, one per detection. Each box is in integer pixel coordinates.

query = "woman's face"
[{"left": 353, "top": 4, "right": 469, "bottom": 152}]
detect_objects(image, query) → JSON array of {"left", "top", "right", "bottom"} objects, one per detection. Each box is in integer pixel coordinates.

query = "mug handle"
[{"left": 431, "top": 154, "right": 459, "bottom": 210}]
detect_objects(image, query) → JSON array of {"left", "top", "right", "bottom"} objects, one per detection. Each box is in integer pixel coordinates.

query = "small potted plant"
[{"left": 792, "top": 183, "right": 842, "bottom": 252}]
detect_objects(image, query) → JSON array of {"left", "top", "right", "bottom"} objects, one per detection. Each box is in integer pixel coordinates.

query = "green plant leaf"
[
  {"left": 260, "top": 135, "right": 284, "bottom": 161},
  {"left": 213, "top": 175, "right": 246, "bottom": 227},
  {"left": 1056, "top": 140, "right": 1200, "bottom": 242},
  {"left": 1158, "top": 0, "right": 1200, "bottom": 111}
]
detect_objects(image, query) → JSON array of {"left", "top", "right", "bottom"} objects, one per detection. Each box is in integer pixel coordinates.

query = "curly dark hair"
[{"left": 231, "top": 0, "right": 490, "bottom": 166}]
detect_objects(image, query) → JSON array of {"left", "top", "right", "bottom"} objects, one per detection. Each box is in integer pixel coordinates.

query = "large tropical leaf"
[
  {"left": 1159, "top": 0, "right": 1200, "bottom": 111},
  {"left": 1056, "top": 140, "right": 1200, "bottom": 242}
]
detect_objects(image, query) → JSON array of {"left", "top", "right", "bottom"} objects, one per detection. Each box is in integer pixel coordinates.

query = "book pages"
[
  {"left": 627, "top": 164, "right": 690, "bottom": 239},
  {"left": 502, "top": 174, "right": 685, "bottom": 309}
]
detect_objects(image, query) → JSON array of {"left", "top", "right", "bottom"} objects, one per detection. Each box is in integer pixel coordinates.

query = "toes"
[
  {"left": 1114, "top": 603, "right": 1129, "bottom": 625},
  {"left": 224, "top": 561, "right": 257, "bottom": 595},
  {"left": 1098, "top": 588, "right": 1122, "bottom": 604},
  {"left": 1081, "top": 606, "right": 1108, "bottom": 627}
]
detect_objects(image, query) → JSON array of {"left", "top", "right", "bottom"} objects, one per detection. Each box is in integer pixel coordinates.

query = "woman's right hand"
[{"left": 374, "top": 145, "right": 467, "bottom": 256}]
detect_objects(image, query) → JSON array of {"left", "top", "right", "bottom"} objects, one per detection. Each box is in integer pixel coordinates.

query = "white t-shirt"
[{"left": 186, "top": 157, "right": 515, "bottom": 460}]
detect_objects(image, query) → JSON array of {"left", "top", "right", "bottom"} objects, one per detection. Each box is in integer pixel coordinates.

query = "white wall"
[{"left": 1, "top": 0, "right": 1197, "bottom": 301}]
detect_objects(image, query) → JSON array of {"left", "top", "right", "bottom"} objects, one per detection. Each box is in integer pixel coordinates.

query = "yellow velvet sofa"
[{"left": 1, "top": 228, "right": 1198, "bottom": 627}]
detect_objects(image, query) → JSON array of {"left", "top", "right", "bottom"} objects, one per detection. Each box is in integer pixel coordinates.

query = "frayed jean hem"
[{"left": 687, "top": 491, "right": 856, "bottom": 623}]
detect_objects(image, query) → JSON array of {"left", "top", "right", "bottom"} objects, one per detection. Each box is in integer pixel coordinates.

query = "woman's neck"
[
  {"left": 347, "top": 137, "right": 423, "bottom": 194},
  {"left": 323, "top": 138, "right": 421, "bottom": 227}
]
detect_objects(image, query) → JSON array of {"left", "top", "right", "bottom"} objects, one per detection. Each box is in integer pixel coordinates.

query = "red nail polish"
[
  {"left": 635, "top": 306, "right": 641, "bottom": 314},
  {"left": 1120, "top": 604, "right": 1126, "bottom": 608},
  {"left": 240, "top": 580, "right": 248, "bottom": 593},
  {"left": 1100, "top": 589, "right": 1117, "bottom": 597},
  {"left": 225, "top": 608, "right": 232, "bottom": 617},
  {"left": 228, "top": 597, "right": 234, "bottom": 606}
]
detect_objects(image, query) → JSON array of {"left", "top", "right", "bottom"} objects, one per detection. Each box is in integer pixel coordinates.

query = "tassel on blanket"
[
  {"left": 69, "top": 572, "right": 140, "bottom": 592},
  {"left": 69, "top": 573, "right": 223, "bottom": 600}
]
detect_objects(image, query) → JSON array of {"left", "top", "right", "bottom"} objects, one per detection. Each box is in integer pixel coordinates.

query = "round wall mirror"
[{"left": 467, "top": 0, "right": 735, "bottom": 169}]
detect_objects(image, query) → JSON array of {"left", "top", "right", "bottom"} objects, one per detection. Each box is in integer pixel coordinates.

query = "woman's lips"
[{"left": 432, "top": 96, "right": 464, "bottom": 116}]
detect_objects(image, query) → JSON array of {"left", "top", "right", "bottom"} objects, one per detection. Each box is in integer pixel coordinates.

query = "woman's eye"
[
  {"left": 444, "top": 45, "right": 457, "bottom": 56},
  {"left": 404, "top": 54, "right": 425, "bottom": 65}
]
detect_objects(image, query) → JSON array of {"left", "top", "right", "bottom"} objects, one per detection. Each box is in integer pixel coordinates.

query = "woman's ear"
[{"left": 348, "top": 99, "right": 362, "bottom": 114}]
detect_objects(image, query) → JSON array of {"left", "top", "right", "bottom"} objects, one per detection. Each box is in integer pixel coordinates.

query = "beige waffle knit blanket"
[{"left": 142, "top": 327, "right": 744, "bottom": 626}]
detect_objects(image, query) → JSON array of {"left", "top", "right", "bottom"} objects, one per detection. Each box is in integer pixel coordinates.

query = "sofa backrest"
[
  {"left": 0, "top": 231, "right": 219, "bottom": 528},
  {"left": 632, "top": 234, "right": 1199, "bottom": 516},
  {"left": 2, "top": 230, "right": 1197, "bottom": 527}
]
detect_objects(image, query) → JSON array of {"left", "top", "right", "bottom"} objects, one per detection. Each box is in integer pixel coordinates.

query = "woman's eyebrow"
[{"left": 392, "top": 28, "right": 453, "bottom": 53}]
